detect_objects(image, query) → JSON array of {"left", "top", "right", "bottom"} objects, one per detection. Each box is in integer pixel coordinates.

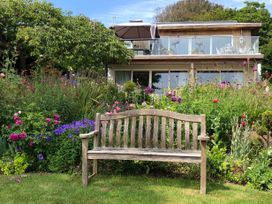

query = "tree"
[
  {"left": 154, "top": 0, "right": 223, "bottom": 22},
  {"left": 0, "top": 0, "right": 131, "bottom": 74}
]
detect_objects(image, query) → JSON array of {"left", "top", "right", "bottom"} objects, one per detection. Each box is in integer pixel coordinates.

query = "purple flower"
[
  {"left": 171, "top": 96, "right": 177, "bottom": 102},
  {"left": 144, "top": 86, "right": 154, "bottom": 95},
  {"left": 37, "top": 154, "right": 44, "bottom": 161},
  {"left": 46, "top": 136, "right": 52, "bottom": 142},
  {"left": 68, "top": 133, "right": 73, "bottom": 139},
  {"left": 53, "top": 119, "right": 95, "bottom": 136},
  {"left": 177, "top": 97, "right": 182, "bottom": 103}
]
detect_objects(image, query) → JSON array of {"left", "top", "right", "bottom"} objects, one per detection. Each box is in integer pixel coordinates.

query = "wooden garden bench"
[{"left": 80, "top": 109, "right": 209, "bottom": 194}]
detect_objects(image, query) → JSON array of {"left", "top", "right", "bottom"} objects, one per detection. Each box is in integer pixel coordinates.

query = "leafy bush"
[
  {"left": 0, "top": 152, "right": 29, "bottom": 176},
  {"left": 46, "top": 119, "right": 95, "bottom": 173},
  {"left": 207, "top": 143, "right": 227, "bottom": 181},
  {"left": 246, "top": 148, "right": 272, "bottom": 190}
]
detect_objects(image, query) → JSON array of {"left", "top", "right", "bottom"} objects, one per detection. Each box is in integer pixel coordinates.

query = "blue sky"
[{"left": 47, "top": 0, "right": 272, "bottom": 27}]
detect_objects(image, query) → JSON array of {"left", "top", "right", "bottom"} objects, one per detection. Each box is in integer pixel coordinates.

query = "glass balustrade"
[{"left": 124, "top": 36, "right": 260, "bottom": 56}]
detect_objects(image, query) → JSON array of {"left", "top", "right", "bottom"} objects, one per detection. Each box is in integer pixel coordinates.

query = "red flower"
[
  {"left": 213, "top": 99, "right": 219, "bottom": 103},
  {"left": 241, "top": 115, "right": 245, "bottom": 119},
  {"left": 7, "top": 124, "right": 11, "bottom": 129},
  {"left": 241, "top": 121, "right": 245, "bottom": 127},
  {"left": 252, "top": 121, "right": 255, "bottom": 125}
]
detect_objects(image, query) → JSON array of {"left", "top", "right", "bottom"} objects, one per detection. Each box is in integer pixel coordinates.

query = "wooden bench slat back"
[{"left": 95, "top": 109, "right": 204, "bottom": 150}]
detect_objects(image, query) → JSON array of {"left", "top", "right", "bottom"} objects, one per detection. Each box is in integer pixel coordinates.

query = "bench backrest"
[{"left": 94, "top": 109, "right": 206, "bottom": 150}]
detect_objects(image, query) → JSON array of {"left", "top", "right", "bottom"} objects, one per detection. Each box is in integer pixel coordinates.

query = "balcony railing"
[{"left": 124, "top": 36, "right": 260, "bottom": 56}]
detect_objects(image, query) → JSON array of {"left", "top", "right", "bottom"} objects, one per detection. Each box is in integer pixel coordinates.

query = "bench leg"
[
  {"left": 93, "top": 159, "right": 98, "bottom": 175},
  {"left": 82, "top": 138, "right": 89, "bottom": 187},
  {"left": 200, "top": 141, "right": 207, "bottom": 195}
]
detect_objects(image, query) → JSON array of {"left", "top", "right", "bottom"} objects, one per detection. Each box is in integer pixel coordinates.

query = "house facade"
[{"left": 109, "top": 21, "right": 263, "bottom": 94}]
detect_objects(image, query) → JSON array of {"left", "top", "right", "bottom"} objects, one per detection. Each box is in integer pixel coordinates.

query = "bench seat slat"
[{"left": 88, "top": 149, "right": 201, "bottom": 163}]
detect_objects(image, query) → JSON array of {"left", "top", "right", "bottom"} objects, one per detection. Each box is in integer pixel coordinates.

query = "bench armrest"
[
  {"left": 198, "top": 135, "right": 210, "bottom": 141},
  {"left": 80, "top": 130, "right": 99, "bottom": 139}
]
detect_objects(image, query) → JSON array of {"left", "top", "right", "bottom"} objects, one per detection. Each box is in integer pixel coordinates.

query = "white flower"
[{"left": 18, "top": 111, "right": 22, "bottom": 114}]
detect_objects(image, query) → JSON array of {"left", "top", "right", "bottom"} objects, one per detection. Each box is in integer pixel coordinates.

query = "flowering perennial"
[{"left": 54, "top": 119, "right": 95, "bottom": 136}]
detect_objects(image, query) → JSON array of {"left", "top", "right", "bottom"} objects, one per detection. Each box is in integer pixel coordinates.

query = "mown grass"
[{"left": 0, "top": 174, "right": 271, "bottom": 204}]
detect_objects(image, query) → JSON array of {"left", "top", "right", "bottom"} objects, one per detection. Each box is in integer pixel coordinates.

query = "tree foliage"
[
  {"left": 155, "top": 0, "right": 223, "bottom": 22},
  {"left": 0, "top": 0, "right": 131, "bottom": 74}
]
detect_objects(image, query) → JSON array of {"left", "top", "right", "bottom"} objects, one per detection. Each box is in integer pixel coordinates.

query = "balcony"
[{"left": 124, "top": 36, "right": 260, "bottom": 56}]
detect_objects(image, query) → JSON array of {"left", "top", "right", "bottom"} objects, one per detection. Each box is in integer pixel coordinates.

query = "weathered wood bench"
[{"left": 80, "top": 109, "right": 209, "bottom": 194}]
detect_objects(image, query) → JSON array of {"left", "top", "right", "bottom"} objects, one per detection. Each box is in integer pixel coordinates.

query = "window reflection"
[
  {"left": 170, "top": 72, "right": 188, "bottom": 89},
  {"left": 152, "top": 71, "right": 169, "bottom": 94},
  {"left": 221, "top": 71, "right": 244, "bottom": 85},
  {"left": 133, "top": 71, "right": 149, "bottom": 88},
  {"left": 197, "top": 71, "right": 220, "bottom": 84},
  {"left": 115, "top": 71, "right": 131, "bottom": 85},
  {"left": 192, "top": 37, "right": 210, "bottom": 54}
]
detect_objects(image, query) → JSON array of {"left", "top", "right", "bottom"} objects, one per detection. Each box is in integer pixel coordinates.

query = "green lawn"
[{"left": 0, "top": 174, "right": 271, "bottom": 204}]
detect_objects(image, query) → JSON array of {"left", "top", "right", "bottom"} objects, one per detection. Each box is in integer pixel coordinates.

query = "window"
[
  {"left": 221, "top": 71, "right": 244, "bottom": 85},
  {"left": 212, "top": 36, "right": 233, "bottom": 54},
  {"left": 115, "top": 71, "right": 131, "bottom": 85},
  {"left": 170, "top": 72, "right": 188, "bottom": 89},
  {"left": 133, "top": 71, "right": 149, "bottom": 88},
  {"left": 192, "top": 37, "right": 210, "bottom": 54},
  {"left": 152, "top": 71, "right": 169, "bottom": 94},
  {"left": 170, "top": 38, "right": 189, "bottom": 55},
  {"left": 197, "top": 71, "right": 220, "bottom": 84}
]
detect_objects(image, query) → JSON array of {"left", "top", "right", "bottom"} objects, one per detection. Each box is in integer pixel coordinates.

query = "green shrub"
[
  {"left": 207, "top": 143, "right": 227, "bottom": 181},
  {"left": 246, "top": 148, "right": 272, "bottom": 190},
  {"left": 0, "top": 152, "right": 29, "bottom": 176}
]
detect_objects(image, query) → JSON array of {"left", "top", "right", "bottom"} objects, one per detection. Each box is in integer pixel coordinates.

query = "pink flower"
[
  {"left": 28, "top": 140, "right": 34, "bottom": 147},
  {"left": 15, "top": 120, "right": 23, "bottom": 125},
  {"left": 19, "top": 132, "right": 27, "bottom": 139},
  {"left": 9, "top": 133, "right": 19, "bottom": 141},
  {"left": 45, "top": 118, "right": 51, "bottom": 123},
  {"left": 7, "top": 124, "right": 11, "bottom": 129},
  {"left": 253, "top": 65, "right": 257, "bottom": 72},
  {"left": 13, "top": 115, "right": 19, "bottom": 121},
  {"left": 213, "top": 99, "right": 219, "bottom": 103},
  {"left": 105, "top": 112, "right": 113, "bottom": 115},
  {"left": 166, "top": 91, "right": 172, "bottom": 97},
  {"left": 115, "top": 106, "right": 121, "bottom": 112},
  {"left": 0, "top": 73, "right": 5, "bottom": 78},
  {"left": 54, "top": 120, "right": 60, "bottom": 125},
  {"left": 54, "top": 114, "right": 60, "bottom": 121}
]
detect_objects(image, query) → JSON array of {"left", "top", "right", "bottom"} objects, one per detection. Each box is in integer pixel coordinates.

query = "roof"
[{"left": 156, "top": 22, "right": 262, "bottom": 30}]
